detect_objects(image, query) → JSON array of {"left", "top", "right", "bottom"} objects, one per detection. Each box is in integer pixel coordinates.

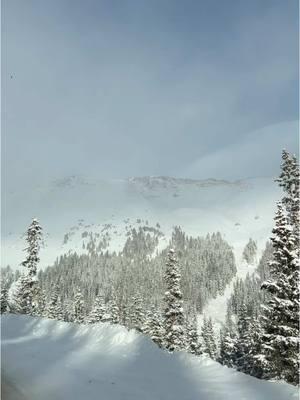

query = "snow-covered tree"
[
  {"left": 45, "top": 284, "right": 63, "bottom": 320},
  {"left": 73, "top": 289, "right": 85, "bottom": 323},
  {"left": 1, "top": 284, "right": 9, "bottom": 314},
  {"left": 247, "top": 318, "right": 265, "bottom": 379},
  {"left": 259, "top": 151, "right": 300, "bottom": 385},
  {"left": 32, "top": 286, "right": 47, "bottom": 317},
  {"left": 129, "top": 294, "right": 145, "bottom": 332},
  {"left": 104, "top": 296, "right": 120, "bottom": 324},
  {"left": 201, "top": 316, "right": 217, "bottom": 359},
  {"left": 163, "top": 248, "right": 185, "bottom": 352},
  {"left": 242, "top": 238, "right": 257, "bottom": 264},
  {"left": 87, "top": 295, "right": 106, "bottom": 323},
  {"left": 219, "top": 310, "right": 236, "bottom": 367},
  {"left": 260, "top": 201, "right": 299, "bottom": 385},
  {"left": 143, "top": 305, "right": 164, "bottom": 348},
  {"left": 14, "top": 219, "right": 42, "bottom": 314},
  {"left": 233, "top": 303, "right": 251, "bottom": 372},
  {"left": 276, "top": 150, "right": 300, "bottom": 229},
  {"left": 206, "top": 318, "right": 217, "bottom": 359},
  {"left": 185, "top": 313, "right": 201, "bottom": 355}
]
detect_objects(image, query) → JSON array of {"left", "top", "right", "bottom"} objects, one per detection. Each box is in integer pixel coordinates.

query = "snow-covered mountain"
[
  {"left": 2, "top": 315, "right": 297, "bottom": 400},
  {"left": 2, "top": 175, "right": 280, "bottom": 268}
]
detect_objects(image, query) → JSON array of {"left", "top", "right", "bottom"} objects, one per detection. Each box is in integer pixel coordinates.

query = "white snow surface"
[{"left": 1, "top": 315, "right": 298, "bottom": 400}]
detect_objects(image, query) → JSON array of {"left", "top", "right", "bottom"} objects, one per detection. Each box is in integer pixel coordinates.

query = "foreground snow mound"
[{"left": 1, "top": 315, "right": 298, "bottom": 400}]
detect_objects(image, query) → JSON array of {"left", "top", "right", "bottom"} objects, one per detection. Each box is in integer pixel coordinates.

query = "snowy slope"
[
  {"left": 198, "top": 254, "right": 262, "bottom": 331},
  {"left": 1, "top": 315, "right": 298, "bottom": 400},
  {"left": 2, "top": 175, "right": 280, "bottom": 268}
]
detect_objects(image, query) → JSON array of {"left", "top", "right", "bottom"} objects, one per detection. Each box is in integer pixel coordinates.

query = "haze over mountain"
[{"left": 3, "top": 173, "right": 280, "bottom": 269}]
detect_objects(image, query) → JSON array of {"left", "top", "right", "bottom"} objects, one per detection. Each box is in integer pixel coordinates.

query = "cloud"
[
  {"left": 181, "top": 120, "right": 299, "bottom": 180},
  {"left": 2, "top": 0, "right": 298, "bottom": 188}
]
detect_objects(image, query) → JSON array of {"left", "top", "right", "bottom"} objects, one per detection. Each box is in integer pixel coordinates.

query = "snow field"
[{"left": 1, "top": 315, "right": 298, "bottom": 400}]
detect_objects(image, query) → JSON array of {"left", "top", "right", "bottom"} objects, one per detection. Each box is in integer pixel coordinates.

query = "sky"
[{"left": 2, "top": 0, "right": 299, "bottom": 190}]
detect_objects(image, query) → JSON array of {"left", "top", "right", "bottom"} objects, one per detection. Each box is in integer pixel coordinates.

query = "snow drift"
[{"left": 1, "top": 315, "right": 298, "bottom": 400}]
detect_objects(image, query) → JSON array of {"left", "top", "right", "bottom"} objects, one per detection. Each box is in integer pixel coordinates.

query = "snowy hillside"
[
  {"left": 3, "top": 175, "right": 280, "bottom": 268},
  {"left": 1, "top": 315, "right": 297, "bottom": 400},
  {"left": 198, "top": 259, "right": 259, "bottom": 332}
]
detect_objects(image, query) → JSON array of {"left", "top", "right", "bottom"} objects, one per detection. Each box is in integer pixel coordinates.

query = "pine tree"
[
  {"left": 247, "top": 318, "right": 264, "bottom": 379},
  {"left": 185, "top": 313, "right": 201, "bottom": 355},
  {"left": 242, "top": 238, "right": 257, "bottom": 264},
  {"left": 129, "top": 294, "right": 145, "bottom": 332},
  {"left": 163, "top": 248, "right": 185, "bottom": 352},
  {"left": 143, "top": 305, "right": 164, "bottom": 348},
  {"left": 32, "top": 286, "right": 47, "bottom": 317},
  {"left": 104, "top": 296, "right": 120, "bottom": 324},
  {"left": 219, "top": 327, "right": 236, "bottom": 368},
  {"left": 219, "top": 310, "right": 236, "bottom": 367},
  {"left": 87, "top": 295, "right": 106, "bottom": 323},
  {"left": 234, "top": 303, "right": 251, "bottom": 372},
  {"left": 260, "top": 201, "right": 299, "bottom": 385},
  {"left": 73, "top": 289, "right": 85, "bottom": 323},
  {"left": 1, "top": 284, "right": 8, "bottom": 314},
  {"left": 13, "top": 273, "right": 34, "bottom": 314},
  {"left": 15, "top": 219, "right": 42, "bottom": 314},
  {"left": 45, "top": 284, "right": 63, "bottom": 320},
  {"left": 201, "top": 316, "right": 217, "bottom": 359},
  {"left": 276, "top": 150, "right": 300, "bottom": 229}
]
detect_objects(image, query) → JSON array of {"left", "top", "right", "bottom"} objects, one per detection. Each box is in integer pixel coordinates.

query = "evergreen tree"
[
  {"left": 32, "top": 286, "right": 47, "bottom": 317},
  {"left": 203, "top": 317, "right": 217, "bottom": 359},
  {"left": 185, "top": 313, "right": 201, "bottom": 355},
  {"left": 129, "top": 294, "right": 145, "bottom": 332},
  {"left": 45, "top": 284, "right": 63, "bottom": 320},
  {"left": 1, "top": 284, "right": 9, "bottom": 314},
  {"left": 256, "top": 241, "right": 273, "bottom": 282},
  {"left": 104, "top": 296, "right": 120, "bottom": 324},
  {"left": 276, "top": 150, "right": 300, "bottom": 229},
  {"left": 242, "top": 238, "right": 257, "bottom": 264},
  {"left": 260, "top": 202, "right": 299, "bottom": 385},
  {"left": 73, "top": 289, "right": 85, "bottom": 323},
  {"left": 259, "top": 151, "right": 300, "bottom": 385},
  {"left": 219, "top": 310, "right": 236, "bottom": 367},
  {"left": 234, "top": 303, "right": 251, "bottom": 372},
  {"left": 13, "top": 273, "right": 34, "bottom": 314},
  {"left": 143, "top": 305, "right": 164, "bottom": 348},
  {"left": 163, "top": 248, "right": 185, "bottom": 352},
  {"left": 87, "top": 295, "right": 106, "bottom": 323},
  {"left": 247, "top": 318, "right": 264, "bottom": 379},
  {"left": 15, "top": 219, "right": 42, "bottom": 314}
]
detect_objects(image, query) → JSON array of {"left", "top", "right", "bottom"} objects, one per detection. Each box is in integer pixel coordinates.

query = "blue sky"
[{"left": 2, "top": 0, "right": 299, "bottom": 188}]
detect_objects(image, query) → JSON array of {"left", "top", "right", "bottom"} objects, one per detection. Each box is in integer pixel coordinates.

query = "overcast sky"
[{"left": 2, "top": 0, "right": 299, "bottom": 189}]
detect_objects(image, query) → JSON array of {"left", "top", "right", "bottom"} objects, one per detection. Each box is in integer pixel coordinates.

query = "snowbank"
[{"left": 1, "top": 315, "right": 297, "bottom": 400}]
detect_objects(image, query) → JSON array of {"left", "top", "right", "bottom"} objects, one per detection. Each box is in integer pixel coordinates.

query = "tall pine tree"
[
  {"left": 163, "top": 248, "right": 184, "bottom": 352},
  {"left": 259, "top": 151, "right": 299, "bottom": 385},
  {"left": 15, "top": 219, "right": 42, "bottom": 314}
]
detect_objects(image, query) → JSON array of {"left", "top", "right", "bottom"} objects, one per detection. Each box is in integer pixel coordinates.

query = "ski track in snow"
[
  {"left": 1, "top": 315, "right": 298, "bottom": 400},
  {"left": 198, "top": 247, "right": 263, "bottom": 332}
]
